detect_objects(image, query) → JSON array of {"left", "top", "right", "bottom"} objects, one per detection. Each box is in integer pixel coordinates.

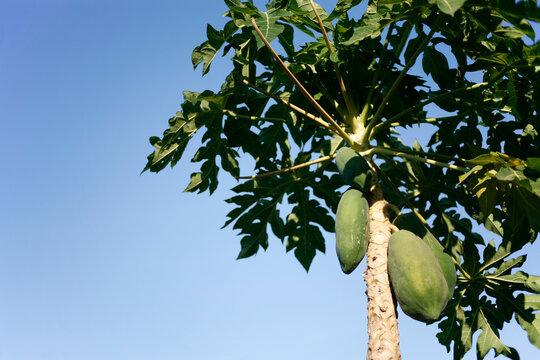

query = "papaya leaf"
[
  {"left": 192, "top": 21, "right": 240, "bottom": 75},
  {"left": 285, "top": 187, "right": 333, "bottom": 271},
  {"left": 495, "top": 271, "right": 540, "bottom": 293},
  {"left": 237, "top": 231, "right": 265, "bottom": 259},
  {"left": 457, "top": 305, "right": 478, "bottom": 359},
  {"left": 224, "top": 0, "right": 260, "bottom": 17},
  {"left": 491, "top": 256, "right": 526, "bottom": 277},
  {"left": 484, "top": 212, "right": 504, "bottom": 238},
  {"left": 256, "top": 123, "right": 291, "bottom": 167},
  {"left": 184, "top": 172, "right": 206, "bottom": 193},
  {"left": 458, "top": 165, "right": 483, "bottom": 184},
  {"left": 496, "top": 167, "right": 525, "bottom": 182},
  {"left": 515, "top": 294, "right": 540, "bottom": 349},
  {"left": 341, "top": 5, "right": 383, "bottom": 45},
  {"left": 526, "top": 157, "right": 540, "bottom": 173},
  {"left": 422, "top": 46, "right": 451, "bottom": 88},
  {"left": 292, "top": 231, "right": 317, "bottom": 270},
  {"left": 510, "top": 186, "right": 540, "bottom": 231},
  {"left": 466, "top": 152, "right": 507, "bottom": 166},
  {"left": 476, "top": 179, "right": 498, "bottom": 218},
  {"left": 436, "top": 0, "right": 466, "bottom": 16},
  {"left": 437, "top": 296, "right": 470, "bottom": 354},
  {"left": 490, "top": 1, "right": 538, "bottom": 40},
  {"left": 143, "top": 91, "right": 227, "bottom": 174},
  {"left": 516, "top": 312, "right": 540, "bottom": 350},
  {"left": 329, "top": 0, "right": 363, "bottom": 20},
  {"left": 225, "top": 176, "right": 295, "bottom": 259},
  {"left": 252, "top": 9, "right": 289, "bottom": 49},
  {"left": 289, "top": 0, "right": 332, "bottom": 29},
  {"left": 476, "top": 313, "right": 519, "bottom": 360}
]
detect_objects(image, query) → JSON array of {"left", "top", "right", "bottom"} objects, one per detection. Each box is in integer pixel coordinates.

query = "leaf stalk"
[
  {"left": 242, "top": 79, "right": 331, "bottom": 130},
  {"left": 370, "top": 146, "right": 468, "bottom": 172},
  {"left": 250, "top": 17, "right": 355, "bottom": 145},
  {"left": 309, "top": 0, "right": 355, "bottom": 121},
  {"left": 233, "top": 154, "right": 336, "bottom": 180},
  {"left": 371, "top": 115, "right": 463, "bottom": 137},
  {"left": 223, "top": 109, "right": 285, "bottom": 123}
]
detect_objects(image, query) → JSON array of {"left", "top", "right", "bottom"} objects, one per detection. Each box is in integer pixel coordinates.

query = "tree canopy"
[{"left": 144, "top": 1, "right": 540, "bottom": 358}]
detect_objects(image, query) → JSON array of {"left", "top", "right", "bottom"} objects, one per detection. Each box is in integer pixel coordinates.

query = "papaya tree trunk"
[{"left": 366, "top": 185, "right": 401, "bottom": 360}]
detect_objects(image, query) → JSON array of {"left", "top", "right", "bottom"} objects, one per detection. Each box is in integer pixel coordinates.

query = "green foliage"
[{"left": 145, "top": 0, "right": 540, "bottom": 358}]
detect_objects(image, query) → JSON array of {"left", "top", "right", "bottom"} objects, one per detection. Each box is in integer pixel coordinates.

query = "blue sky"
[{"left": 1, "top": 1, "right": 539, "bottom": 359}]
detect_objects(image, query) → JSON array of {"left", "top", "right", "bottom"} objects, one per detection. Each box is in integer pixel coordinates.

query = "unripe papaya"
[
  {"left": 335, "top": 147, "right": 373, "bottom": 193},
  {"left": 335, "top": 188, "right": 370, "bottom": 274},
  {"left": 388, "top": 230, "right": 449, "bottom": 323},
  {"left": 393, "top": 213, "right": 456, "bottom": 298}
]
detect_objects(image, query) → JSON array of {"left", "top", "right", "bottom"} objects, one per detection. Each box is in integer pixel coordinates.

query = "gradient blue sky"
[{"left": 1, "top": 1, "right": 539, "bottom": 359}]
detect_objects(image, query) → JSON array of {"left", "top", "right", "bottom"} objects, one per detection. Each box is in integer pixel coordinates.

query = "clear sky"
[{"left": 1, "top": 1, "right": 539, "bottom": 359}]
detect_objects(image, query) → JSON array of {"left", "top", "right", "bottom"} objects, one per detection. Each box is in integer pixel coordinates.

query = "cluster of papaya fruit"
[
  {"left": 389, "top": 214, "right": 457, "bottom": 323},
  {"left": 334, "top": 147, "right": 373, "bottom": 274},
  {"left": 334, "top": 147, "right": 456, "bottom": 323}
]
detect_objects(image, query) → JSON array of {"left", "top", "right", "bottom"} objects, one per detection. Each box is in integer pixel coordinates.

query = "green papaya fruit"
[
  {"left": 335, "top": 188, "right": 370, "bottom": 274},
  {"left": 393, "top": 213, "right": 456, "bottom": 298},
  {"left": 388, "top": 230, "right": 449, "bottom": 323},
  {"left": 335, "top": 147, "right": 373, "bottom": 193}
]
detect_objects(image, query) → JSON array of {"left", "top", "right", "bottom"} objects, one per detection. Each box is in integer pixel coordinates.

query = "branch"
[
  {"left": 250, "top": 17, "right": 355, "bottom": 145},
  {"left": 362, "top": 18, "right": 442, "bottom": 144},
  {"left": 242, "top": 79, "right": 331, "bottom": 130},
  {"left": 309, "top": 0, "right": 355, "bottom": 121},
  {"left": 234, "top": 154, "right": 336, "bottom": 180}
]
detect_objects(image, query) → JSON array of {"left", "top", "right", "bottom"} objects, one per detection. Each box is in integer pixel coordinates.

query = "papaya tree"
[{"left": 143, "top": 0, "right": 540, "bottom": 358}]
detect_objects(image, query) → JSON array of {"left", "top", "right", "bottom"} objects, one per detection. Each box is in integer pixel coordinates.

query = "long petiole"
[
  {"left": 234, "top": 154, "right": 336, "bottom": 180},
  {"left": 381, "top": 83, "right": 490, "bottom": 128},
  {"left": 377, "top": 146, "right": 468, "bottom": 166},
  {"left": 362, "top": 18, "right": 441, "bottom": 144},
  {"left": 359, "top": 22, "right": 396, "bottom": 128},
  {"left": 377, "top": 65, "right": 510, "bottom": 134},
  {"left": 242, "top": 79, "right": 332, "bottom": 130},
  {"left": 370, "top": 146, "right": 469, "bottom": 172},
  {"left": 371, "top": 115, "right": 462, "bottom": 137},
  {"left": 309, "top": 0, "right": 355, "bottom": 121},
  {"left": 250, "top": 18, "right": 355, "bottom": 145}
]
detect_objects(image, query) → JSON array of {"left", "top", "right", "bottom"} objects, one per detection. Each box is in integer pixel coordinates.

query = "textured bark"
[{"left": 365, "top": 186, "right": 401, "bottom": 360}]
